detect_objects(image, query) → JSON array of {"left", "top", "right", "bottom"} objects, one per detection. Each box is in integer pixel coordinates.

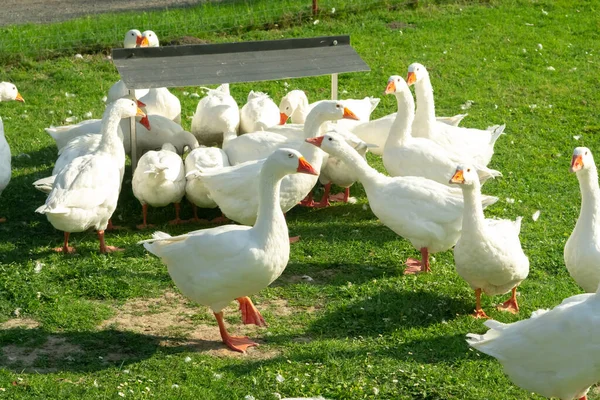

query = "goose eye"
[
  {"left": 467, "top": 168, "right": 471, "bottom": 172},
  {"left": 585, "top": 151, "right": 589, "bottom": 155},
  {"left": 285, "top": 106, "right": 290, "bottom": 110},
  {"left": 328, "top": 137, "right": 333, "bottom": 141},
  {"left": 336, "top": 104, "right": 340, "bottom": 108},
  {"left": 287, "top": 153, "right": 293, "bottom": 158}
]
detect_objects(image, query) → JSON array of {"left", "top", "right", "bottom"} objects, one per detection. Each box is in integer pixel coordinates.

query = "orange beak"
[
  {"left": 570, "top": 154, "right": 583, "bottom": 172},
  {"left": 140, "top": 36, "right": 149, "bottom": 47},
  {"left": 343, "top": 107, "right": 360, "bottom": 121},
  {"left": 136, "top": 107, "right": 146, "bottom": 118},
  {"left": 279, "top": 112, "right": 289, "bottom": 125},
  {"left": 135, "top": 35, "right": 143, "bottom": 46},
  {"left": 305, "top": 136, "right": 324, "bottom": 147},
  {"left": 406, "top": 71, "right": 417, "bottom": 86},
  {"left": 297, "top": 156, "right": 319, "bottom": 176},
  {"left": 449, "top": 169, "right": 465, "bottom": 184},
  {"left": 137, "top": 99, "right": 146, "bottom": 108},
  {"left": 385, "top": 81, "right": 396, "bottom": 95},
  {"left": 15, "top": 92, "right": 24, "bottom": 102},
  {"left": 139, "top": 115, "right": 151, "bottom": 130}
]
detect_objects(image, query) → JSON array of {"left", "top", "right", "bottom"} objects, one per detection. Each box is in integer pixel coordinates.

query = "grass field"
[{"left": 1, "top": 0, "right": 599, "bottom": 398}]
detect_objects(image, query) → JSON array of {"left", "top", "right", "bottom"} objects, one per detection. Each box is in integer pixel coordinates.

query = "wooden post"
[
  {"left": 312, "top": 0, "right": 318, "bottom": 15},
  {"left": 331, "top": 73, "right": 338, "bottom": 100}
]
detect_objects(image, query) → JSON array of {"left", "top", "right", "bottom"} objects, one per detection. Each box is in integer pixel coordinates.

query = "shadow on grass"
[{"left": 0, "top": 326, "right": 236, "bottom": 374}]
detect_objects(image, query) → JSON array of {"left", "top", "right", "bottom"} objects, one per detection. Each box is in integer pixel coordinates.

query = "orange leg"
[
  {"left": 214, "top": 311, "right": 258, "bottom": 353},
  {"left": 329, "top": 187, "right": 350, "bottom": 203},
  {"left": 97, "top": 230, "right": 124, "bottom": 253},
  {"left": 137, "top": 204, "right": 154, "bottom": 230},
  {"left": 497, "top": 287, "right": 519, "bottom": 314},
  {"left": 236, "top": 297, "right": 267, "bottom": 327},
  {"left": 54, "top": 231, "right": 75, "bottom": 254},
  {"left": 168, "top": 203, "right": 184, "bottom": 225},
  {"left": 299, "top": 191, "right": 315, "bottom": 207},
  {"left": 472, "top": 288, "right": 490, "bottom": 319},
  {"left": 186, "top": 204, "right": 209, "bottom": 224},
  {"left": 578, "top": 396, "right": 587, "bottom": 400},
  {"left": 106, "top": 219, "right": 122, "bottom": 231},
  {"left": 0, "top": 217, "right": 6, "bottom": 223},
  {"left": 404, "top": 247, "right": 431, "bottom": 274}
]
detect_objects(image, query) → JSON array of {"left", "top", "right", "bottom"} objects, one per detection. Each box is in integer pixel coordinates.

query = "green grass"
[{"left": 1, "top": 0, "right": 599, "bottom": 398}]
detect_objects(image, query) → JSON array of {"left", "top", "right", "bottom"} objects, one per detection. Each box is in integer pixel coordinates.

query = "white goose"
[
  {"left": 132, "top": 143, "right": 186, "bottom": 229},
  {"left": 467, "top": 286, "right": 600, "bottom": 400},
  {"left": 222, "top": 101, "right": 358, "bottom": 166},
  {"left": 450, "top": 165, "right": 529, "bottom": 318},
  {"left": 0, "top": 83, "right": 24, "bottom": 222},
  {"left": 106, "top": 29, "right": 150, "bottom": 103},
  {"left": 306, "top": 133, "right": 498, "bottom": 274},
  {"left": 406, "top": 62, "right": 505, "bottom": 165},
  {"left": 139, "top": 87, "right": 181, "bottom": 124},
  {"left": 191, "top": 84, "right": 240, "bottom": 147},
  {"left": 564, "top": 147, "right": 600, "bottom": 293},
  {"left": 140, "top": 148, "right": 318, "bottom": 352},
  {"left": 239, "top": 90, "right": 280, "bottom": 133},
  {"left": 184, "top": 146, "right": 230, "bottom": 223},
  {"left": 35, "top": 99, "right": 145, "bottom": 253},
  {"left": 200, "top": 102, "right": 357, "bottom": 227},
  {"left": 383, "top": 75, "right": 501, "bottom": 186}
]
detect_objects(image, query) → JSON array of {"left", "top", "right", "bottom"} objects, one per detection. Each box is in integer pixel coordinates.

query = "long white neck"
[
  {"left": 97, "top": 108, "right": 125, "bottom": 154},
  {"left": 386, "top": 91, "right": 415, "bottom": 148},
  {"left": 252, "top": 164, "right": 289, "bottom": 242},
  {"left": 460, "top": 182, "right": 486, "bottom": 237},
  {"left": 414, "top": 74, "right": 436, "bottom": 127},
  {"left": 291, "top": 96, "right": 310, "bottom": 124},
  {"left": 575, "top": 166, "right": 600, "bottom": 235}
]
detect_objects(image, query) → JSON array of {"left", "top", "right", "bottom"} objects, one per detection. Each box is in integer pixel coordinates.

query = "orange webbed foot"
[
  {"left": 223, "top": 335, "right": 259, "bottom": 353},
  {"left": 54, "top": 246, "right": 75, "bottom": 254},
  {"left": 237, "top": 297, "right": 267, "bottom": 327},
  {"left": 472, "top": 309, "right": 490, "bottom": 319},
  {"left": 497, "top": 299, "right": 519, "bottom": 314}
]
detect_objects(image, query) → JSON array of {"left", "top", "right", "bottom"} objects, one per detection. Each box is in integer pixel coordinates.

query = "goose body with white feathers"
[
  {"left": 35, "top": 99, "right": 145, "bottom": 253},
  {"left": 306, "top": 133, "right": 498, "bottom": 274},
  {"left": 407, "top": 62, "right": 504, "bottom": 166},
  {"left": 133, "top": 143, "right": 186, "bottom": 229},
  {"left": 467, "top": 286, "right": 600, "bottom": 400},
  {"left": 140, "top": 87, "right": 181, "bottom": 124},
  {"left": 450, "top": 165, "right": 529, "bottom": 318},
  {"left": 383, "top": 75, "right": 501, "bottom": 186},
  {"left": 140, "top": 148, "right": 318, "bottom": 352},
  {"left": 564, "top": 147, "right": 600, "bottom": 293},
  {"left": 191, "top": 84, "right": 240, "bottom": 147},
  {"left": 239, "top": 90, "right": 280, "bottom": 133}
]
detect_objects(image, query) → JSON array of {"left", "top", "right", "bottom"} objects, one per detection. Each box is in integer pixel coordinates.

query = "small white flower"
[
  {"left": 123, "top": 370, "right": 129, "bottom": 374},
  {"left": 275, "top": 373, "right": 285, "bottom": 383},
  {"left": 84, "top": 111, "right": 93, "bottom": 118},
  {"left": 74, "top": 54, "right": 83, "bottom": 59},
  {"left": 373, "top": 387, "right": 380, "bottom": 395},
  {"left": 331, "top": 7, "right": 335, "bottom": 14},
  {"left": 34, "top": 261, "right": 44, "bottom": 273},
  {"left": 341, "top": 89, "right": 348, "bottom": 94},
  {"left": 529, "top": 104, "right": 538, "bottom": 109},
  {"left": 65, "top": 116, "right": 78, "bottom": 123},
  {"left": 573, "top": 135, "right": 581, "bottom": 140},
  {"left": 525, "top": 23, "right": 534, "bottom": 26},
  {"left": 93, "top": 380, "right": 99, "bottom": 387},
  {"left": 532, "top": 210, "right": 541, "bottom": 221},
  {"left": 273, "top": 393, "right": 282, "bottom": 399},
  {"left": 36, "top": 292, "right": 41, "bottom": 299},
  {"left": 102, "top": 96, "right": 108, "bottom": 102},
  {"left": 506, "top": 198, "right": 515, "bottom": 204},
  {"left": 569, "top": 67, "right": 577, "bottom": 72},
  {"left": 244, "top": 396, "right": 256, "bottom": 400},
  {"left": 106, "top": 55, "right": 112, "bottom": 61},
  {"left": 522, "top": 48, "right": 527, "bottom": 53},
  {"left": 171, "top": 384, "right": 179, "bottom": 389},
  {"left": 67, "top": 110, "right": 72, "bottom": 115},
  {"left": 460, "top": 100, "right": 474, "bottom": 110},
  {"left": 65, "top": 92, "right": 76, "bottom": 98},
  {"left": 48, "top": 110, "right": 54, "bottom": 114},
  {"left": 362, "top": 204, "right": 368, "bottom": 211},
  {"left": 118, "top": 392, "right": 125, "bottom": 398},
  {"left": 537, "top": 43, "right": 543, "bottom": 50},
  {"left": 183, "top": 91, "right": 190, "bottom": 96},
  {"left": 213, "top": 373, "right": 222, "bottom": 380},
  {"left": 546, "top": 66, "right": 556, "bottom": 71},
  {"left": 13, "top": 308, "right": 21, "bottom": 317},
  {"left": 184, "top": 356, "right": 192, "bottom": 363},
  {"left": 190, "top": 93, "right": 200, "bottom": 98},
  {"left": 313, "top": 19, "right": 320, "bottom": 25},
  {"left": 283, "top": 82, "right": 289, "bottom": 87},
  {"left": 542, "top": 9, "right": 548, "bottom": 15}
]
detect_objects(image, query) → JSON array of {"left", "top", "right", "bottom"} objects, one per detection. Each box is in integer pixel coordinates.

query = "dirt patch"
[
  {"left": 1, "top": 318, "right": 40, "bottom": 330},
  {"left": 387, "top": 21, "right": 416, "bottom": 30},
  {"left": 263, "top": 298, "right": 316, "bottom": 317},
  {"left": 100, "top": 291, "right": 280, "bottom": 360},
  {"left": 163, "top": 36, "right": 213, "bottom": 46},
  {"left": 1, "top": 336, "right": 83, "bottom": 373}
]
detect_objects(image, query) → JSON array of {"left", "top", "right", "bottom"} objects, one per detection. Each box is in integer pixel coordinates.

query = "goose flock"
[{"left": 1, "top": 29, "right": 600, "bottom": 399}]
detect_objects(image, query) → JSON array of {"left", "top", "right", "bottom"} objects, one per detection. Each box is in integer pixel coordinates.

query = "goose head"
[
  {"left": 278, "top": 90, "right": 308, "bottom": 124},
  {"left": 265, "top": 148, "right": 319, "bottom": 177},
  {"left": 449, "top": 165, "right": 479, "bottom": 186},
  {"left": 0, "top": 82, "right": 24, "bottom": 103},
  {"left": 305, "top": 132, "right": 350, "bottom": 158},
  {"left": 140, "top": 30, "right": 160, "bottom": 47},
  {"left": 306, "top": 100, "right": 360, "bottom": 125},
  {"left": 406, "top": 62, "right": 428, "bottom": 86},
  {"left": 123, "top": 29, "right": 142, "bottom": 48},
  {"left": 110, "top": 98, "right": 146, "bottom": 120},
  {"left": 570, "top": 147, "right": 594, "bottom": 173},
  {"left": 384, "top": 75, "right": 411, "bottom": 96}
]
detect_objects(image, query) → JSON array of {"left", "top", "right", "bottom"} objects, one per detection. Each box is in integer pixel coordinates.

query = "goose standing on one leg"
[
  {"left": 36, "top": 99, "right": 145, "bottom": 254},
  {"left": 564, "top": 147, "right": 600, "bottom": 293},
  {"left": 140, "top": 148, "right": 318, "bottom": 352},
  {"left": 450, "top": 165, "right": 529, "bottom": 318}
]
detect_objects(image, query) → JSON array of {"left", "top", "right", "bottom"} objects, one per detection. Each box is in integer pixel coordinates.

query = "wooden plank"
[{"left": 114, "top": 43, "right": 369, "bottom": 89}]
